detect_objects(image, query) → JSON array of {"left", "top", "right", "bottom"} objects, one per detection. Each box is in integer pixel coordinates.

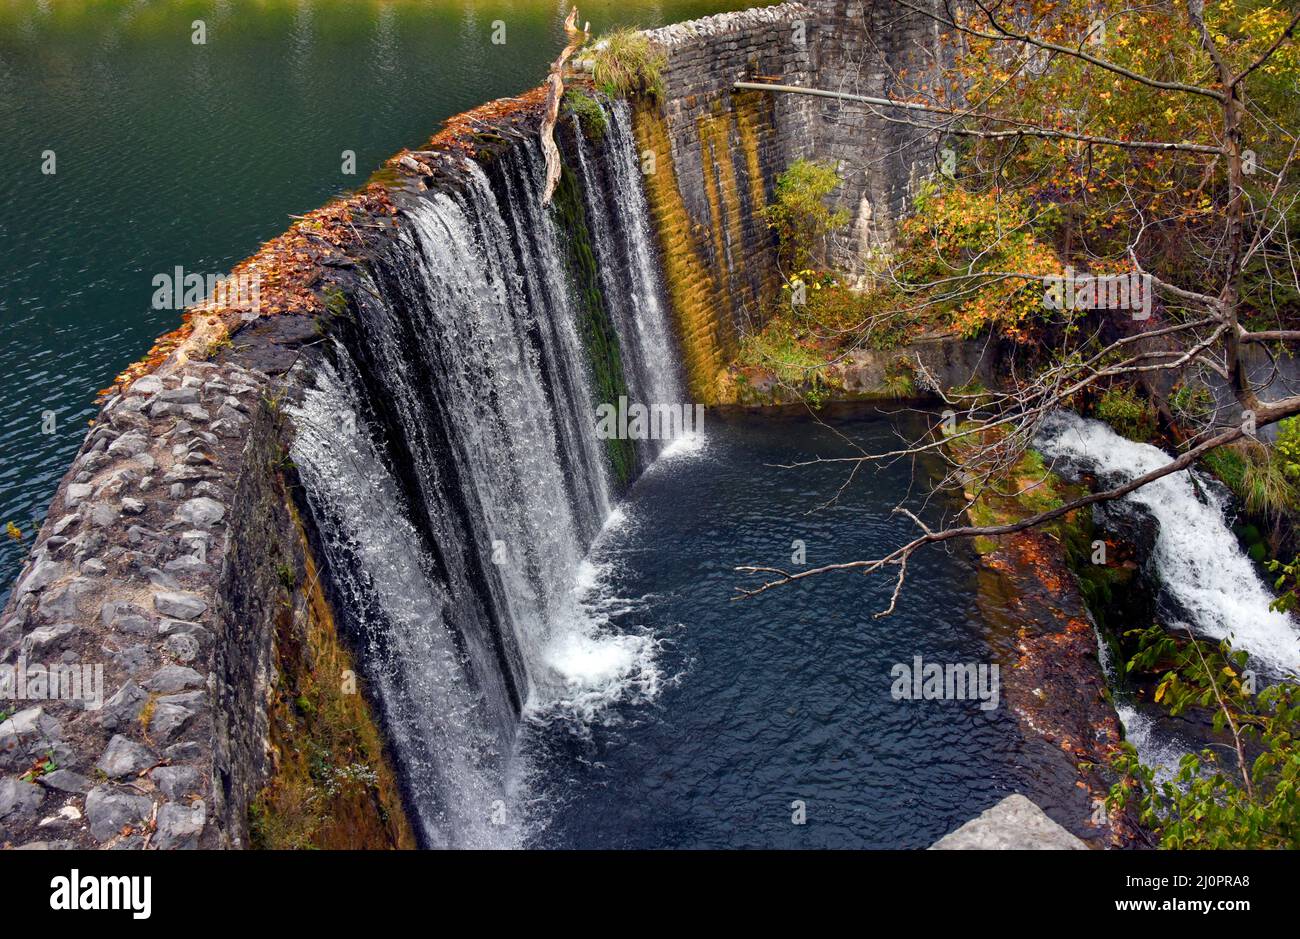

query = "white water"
[
  {"left": 287, "top": 102, "right": 690, "bottom": 844},
  {"left": 1113, "top": 703, "right": 1193, "bottom": 782},
  {"left": 290, "top": 356, "right": 523, "bottom": 848},
  {"left": 1037, "top": 412, "right": 1300, "bottom": 676}
]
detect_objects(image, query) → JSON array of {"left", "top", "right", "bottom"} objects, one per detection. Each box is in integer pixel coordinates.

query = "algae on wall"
[
  {"left": 218, "top": 392, "right": 415, "bottom": 850},
  {"left": 248, "top": 500, "right": 417, "bottom": 850},
  {"left": 631, "top": 101, "right": 732, "bottom": 404},
  {"left": 629, "top": 93, "right": 780, "bottom": 405}
]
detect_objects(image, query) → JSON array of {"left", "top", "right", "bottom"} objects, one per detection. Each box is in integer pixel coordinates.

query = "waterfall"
[
  {"left": 571, "top": 101, "right": 684, "bottom": 421},
  {"left": 287, "top": 101, "right": 680, "bottom": 846},
  {"left": 1037, "top": 411, "right": 1300, "bottom": 676}
]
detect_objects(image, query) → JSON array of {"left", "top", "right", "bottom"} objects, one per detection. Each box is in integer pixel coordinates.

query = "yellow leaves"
[{"left": 5, "top": 521, "right": 23, "bottom": 542}]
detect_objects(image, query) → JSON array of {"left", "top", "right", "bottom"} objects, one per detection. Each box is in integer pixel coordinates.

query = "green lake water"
[{"left": 0, "top": 0, "right": 758, "bottom": 595}]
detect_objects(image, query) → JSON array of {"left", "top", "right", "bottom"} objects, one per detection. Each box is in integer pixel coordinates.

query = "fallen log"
[
  {"left": 540, "top": 7, "right": 584, "bottom": 206},
  {"left": 398, "top": 153, "right": 434, "bottom": 177}
]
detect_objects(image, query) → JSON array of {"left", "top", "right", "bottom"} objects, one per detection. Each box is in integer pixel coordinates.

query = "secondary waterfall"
[
  {"left": 287, "top": 102, "right": 681, "bottom": 847},
  {"left": 1037, "top": 411, "right": 1300, "bottom": 676}
]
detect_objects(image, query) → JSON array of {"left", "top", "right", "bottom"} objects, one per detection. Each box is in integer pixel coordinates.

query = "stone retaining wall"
[
  {"left": 629, "top": 3, "right": 820, "bottom": 400},
  {"left": 628, "top": 1, "right": 942, "bottom": 397},
  {"left": 813, "top": 0, "right": 946, "bottom": 273},
  {"left": 1, "top": 351, "right": 268, "bottom": 848}
]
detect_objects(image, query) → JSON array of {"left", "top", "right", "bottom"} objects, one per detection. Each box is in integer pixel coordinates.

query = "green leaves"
[
  {"left": 1110, "top": 626, "right": 1300, "bottom": 848},
  {"left": 761, "top": 159, "right": 850, "bottom": 273}
]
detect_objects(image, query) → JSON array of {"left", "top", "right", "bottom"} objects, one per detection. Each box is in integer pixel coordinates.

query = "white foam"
[
  {"left": 1038, "top": 412, "right": 1300, "bottom": 675},
  {"left": 656, "top": 429, "right": 707, "bottom": 462},
  {"left": 532, "top": 611, "right": 662, "bottom": 726},
  {"left": 527, "top": 502, "right": 662, "bottom": 724},
  {"left": 1115, "top": 703, "right": 1191, "bottom": 784}
]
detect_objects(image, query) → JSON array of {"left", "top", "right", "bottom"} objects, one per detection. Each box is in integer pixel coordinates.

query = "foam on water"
[
  {"left": 1114, "top": 703, "right": 1194, "bottom": 784},
  {"left": 656, "top": 429, "right": 708, "bottom": 463},
  {"left": 533, "top": 510, "right": 663, "bottom": 725}
]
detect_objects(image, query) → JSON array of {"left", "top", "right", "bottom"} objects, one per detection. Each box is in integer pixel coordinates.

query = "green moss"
[
  {"left": 550, "top": 163, "right": 636, "bottom": 488},
  {"left": 949, "top": 429, "right": 1077, "bottom": 548},
  {"left": 563, "top": 90, "right": 608, "bottom": 140},
  {"left": 1203, "top": 445, "right": 1247, "bottom": 491},
  {"left": 322, "top": 285, "right": 349, "bottom": 318},
  {"left": 363, "top": 163, "right": 402, "bottom": 191}
]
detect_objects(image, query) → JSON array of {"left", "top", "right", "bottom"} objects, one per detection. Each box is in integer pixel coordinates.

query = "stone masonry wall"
[
  {"left": 631, "top": 3, "right": 820, "bottom": 401},
  {"left": 1, "top": 349, "right": 270, "bottom": 848},
  {"left": 628, "top": 1, "right": 941, "bottom": 396},
  {"left": 813, "top": 0, "right": 946, "bottom": 275},
  {"left": 0, "top": 286, "right": 414, "bottom": 850}
]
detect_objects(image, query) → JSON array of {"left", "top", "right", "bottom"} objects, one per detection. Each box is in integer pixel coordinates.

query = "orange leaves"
[
  {"left": 412, "top": 85, "right": 548, "bottom": 159},
  {"left": 100, "top": 183, "right": 398, "bottom": 402}
]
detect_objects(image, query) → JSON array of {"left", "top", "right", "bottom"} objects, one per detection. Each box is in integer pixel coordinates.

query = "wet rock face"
[{"left": 0, "top": 358, "right": 272, "bottom": 850}]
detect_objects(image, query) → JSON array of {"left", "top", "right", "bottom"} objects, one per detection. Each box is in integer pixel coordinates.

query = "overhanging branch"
[{"left": 733, "top": 82, "right": 1224, "bottom": 155}]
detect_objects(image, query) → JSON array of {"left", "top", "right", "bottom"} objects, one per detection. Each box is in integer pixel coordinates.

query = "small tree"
[{"left": 762, "top": 159, "right": 851, "bottom": 274}]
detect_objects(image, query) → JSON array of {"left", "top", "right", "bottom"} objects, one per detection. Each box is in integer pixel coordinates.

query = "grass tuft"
[{"left": 590, "top": 29, "right": 666, "bottom": 99}]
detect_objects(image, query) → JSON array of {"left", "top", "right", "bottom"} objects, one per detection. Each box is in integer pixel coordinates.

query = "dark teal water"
[
  {"left": 525, "top": 409, "right": 1045, "bottom": 848},
  {"left": 0, "top": 0, "right": 758, "bottom": 598}
]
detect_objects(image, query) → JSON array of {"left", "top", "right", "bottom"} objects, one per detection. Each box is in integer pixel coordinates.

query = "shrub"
[
  {"left": 1094, "top": 385, "right": 1156, "bottom": 442},
  {"left": 735, "top": 318, "right": 827, "bottom": 388},
  {"left": 1110, "top": 626, "right": 1300, "bottom": 849},
  {"left": 882, "top": 359, "right": 917, "bottom": 398},
  {"left": 889, "top": 181, "right": 1060, "bottom": 341},
  {"left": 1273, "top": 416, "right": 1300, "bottom": 480},
  {"left": 1169, "top": 380, "right": 1213, "bottom": 422},
  {"left": 590, "top": 29, "right": 665, "bottom": 99},
  {"left": 762, "top": 160, "right": 851, "bottom": 273}
]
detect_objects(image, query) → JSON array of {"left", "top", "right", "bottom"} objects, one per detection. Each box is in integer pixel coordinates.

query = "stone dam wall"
[
  {"left": 0, "top": 2, "right": 963, "bottom": 850},
  {"left": 628, "top": 0, "right": 945, "bottom": 398}
]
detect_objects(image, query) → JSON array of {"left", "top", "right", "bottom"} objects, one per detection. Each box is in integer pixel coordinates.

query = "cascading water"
[
  {"left": 287, "top": 101, "right": 682, "bottom": 846},
  {"left": 570, "top": 102, "right": 683, "bottom": 420},
  {"left": 1036, "top": 411, "right": 1300, "bottom": 676}
]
